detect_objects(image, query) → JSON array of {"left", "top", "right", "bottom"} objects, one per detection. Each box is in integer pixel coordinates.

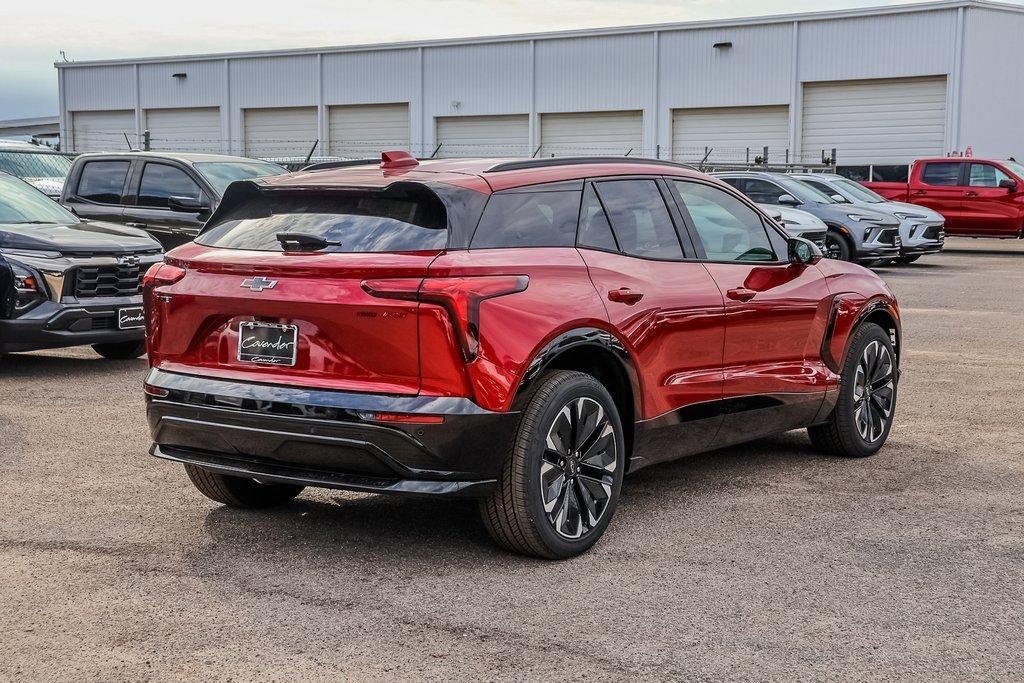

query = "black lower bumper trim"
[{"left": 153, "top": 444, "right": 496, "bottom": 498}]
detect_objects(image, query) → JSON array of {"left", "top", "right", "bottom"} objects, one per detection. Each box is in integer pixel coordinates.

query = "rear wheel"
[
  {"left": 479, "top": 370, "right": 625, "bottom": 559},
  {"left": 184, "top": 464, "right": 305, "bottom": 508},
  {"left": 824, "top": 230, "right": 852, "bottom": 261},
  {"left": 92, "top": 340, "right": 147, "bottom": 360},
  {"left": 808, "top": 323, "right": 897, "bottom": 457}
]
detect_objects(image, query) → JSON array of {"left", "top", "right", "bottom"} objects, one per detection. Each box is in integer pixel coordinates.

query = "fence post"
[
  {"left": 831, "top": 148, "right": 837, "bottom": 167},
  {"left": 763, "top": 146, "right": 769, "bottom": 165},
  {"left": 143, "top": 130, "right": 151, "bottom": 151}
]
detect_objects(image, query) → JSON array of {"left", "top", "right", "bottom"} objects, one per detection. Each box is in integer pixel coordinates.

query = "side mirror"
[
  {"left": 168, "top": 195, "right": 208, "bottom": 213},
  {"left": 778, "top": 193, "right": 800, "bottom": 206},
  {"left": 999, "top": 178, "right": 1018, "bottom": 192},
  {"left": 788, "top": 237, "right": 822, "bottom": 265},
  {"left": 831, "top": 193, "right": 850, "bottom": 203}
]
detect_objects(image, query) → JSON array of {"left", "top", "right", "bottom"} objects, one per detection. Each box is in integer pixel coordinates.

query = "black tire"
[
  {"left": 184, "top": 464, "right": 305, "bottom": 508},
  {"left": 808, "top": 323, "right": 897, "bottom": 458},
  {"left": 92, "top": 340, "right": 147, "bottom": 360},
  {"left": 824, "top": 230, "right": 852, "bottom": 261},
  {"left": 896, "top": 255, "right": 921, "bottom": 265},
  {"left": 479, "top": 370, "right": 625, "bottom": 559}
]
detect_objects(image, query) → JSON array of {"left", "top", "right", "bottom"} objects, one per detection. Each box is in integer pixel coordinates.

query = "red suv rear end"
[{"left": 144, "top": 153, "right": 901, "bottom": 558}]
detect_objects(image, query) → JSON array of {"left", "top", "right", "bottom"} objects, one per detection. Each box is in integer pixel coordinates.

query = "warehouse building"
[{"left": 56, "top": 0, "right": 1024, "bottom": 178}]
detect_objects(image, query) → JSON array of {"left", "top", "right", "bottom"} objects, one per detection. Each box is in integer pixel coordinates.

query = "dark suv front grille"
[{"left": 73, "top": 265, "right": 144, "bottom": 298}]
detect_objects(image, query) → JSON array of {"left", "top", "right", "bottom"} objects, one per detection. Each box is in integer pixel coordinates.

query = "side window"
[
  {"left": 576, "top": 183, "right": 618, "bottom": 252},
  {"left": 741, "top": 179, "right": 789, "bottom": 205},
  {"left": 472, "top": 189, "right": 580, "bottom": 249},
  {"left": 138, "top": 163, "right": 203, "bottom": 209},
  {"left": 594, "top": 180, "right": 683, "bottom": 260},
  {"left": 674, "top": 181, "right": 777, "bottom": 262},
  {"left": 968, "top": 164, "right": 1010, "bottom": 188},
  {"left": 921, "top": 162, "right": 962, "bottom": 187},
  {"left": 802, "top": 179, "right": 835, "bottom": 197},
  {"left": 76, "top": 161, "right": 130, "bottom": 204}
]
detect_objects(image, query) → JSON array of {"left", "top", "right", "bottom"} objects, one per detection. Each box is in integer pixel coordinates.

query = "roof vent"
[{"left": 380, "top": 151, "right": 419, "bottom": 169}]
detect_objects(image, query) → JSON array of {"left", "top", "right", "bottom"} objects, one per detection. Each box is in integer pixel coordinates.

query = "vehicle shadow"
[
  {"left": 0, "top": 351, "right": 148, "bottom": 380},
  {"left": 187, "top": 431, "right": 823, "bottom": 572}
]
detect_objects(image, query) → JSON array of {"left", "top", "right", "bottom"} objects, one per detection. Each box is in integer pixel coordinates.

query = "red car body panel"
[
  {"left": 864, "top": 158, "right": 1024, "bottom": 238},
  {"left": 145, "top": 157, "right": 900, "bottom": 477}
]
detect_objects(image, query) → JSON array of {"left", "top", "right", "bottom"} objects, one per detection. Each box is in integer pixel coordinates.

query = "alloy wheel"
[
  {"left": 539, "top": 397, "right": 617, "bottom": 539},
  {"left": 853, "top": 340, "right": 895, "bottom": 443}
]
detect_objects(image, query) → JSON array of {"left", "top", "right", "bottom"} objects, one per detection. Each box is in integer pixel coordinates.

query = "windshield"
[
  {"left": 194, "top": 161, "right": 288, "bottom": 195},
  {"left": 0, "top": 151, "right": 72, "bottom": 180},
  {"left": 1003, "top": 160, "right": 1024, "bottom": 179},
  {"left": 0, "top": 174, "right": 78, "bottom": 224},
  {"left": 833, "top": 177, "right": 886, "bottom": 203},
  {"left": 778, "top": 176, "right": 836, "bottom": 204}
]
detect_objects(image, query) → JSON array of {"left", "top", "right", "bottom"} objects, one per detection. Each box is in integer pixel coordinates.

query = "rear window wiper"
[{"left": 275, "top": 232, "right": 341, "bottom": 252}]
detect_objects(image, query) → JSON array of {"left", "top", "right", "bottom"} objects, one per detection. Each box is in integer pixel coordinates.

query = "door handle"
[
  {"left": 965, "top": 191, "right": 978, "bottom": 197},
  {"left": 912, "top": 190, "right": 927, "bottom": 196},
  {"left": 608, "top": 287, "right": 644, "bottom": 305},
  {"left": 727, "top": 287, "right": 757, "bottom": 302},
  {"left": 125, "top": 222, "right": 148, "bottom": 229}
]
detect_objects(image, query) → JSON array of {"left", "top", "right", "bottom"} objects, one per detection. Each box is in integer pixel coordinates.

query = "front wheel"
[
  {"left": 479, "top": 370, "right": 625, "bottom": 559},
  {"left": 808, "top": 323, "right": 897, "bottom": 457},
  {"left": 824, "top": 231, "right": 852, "bottom": 261},
  {"left": 92, "top": 340, "right": 147, "bottom": 360}
]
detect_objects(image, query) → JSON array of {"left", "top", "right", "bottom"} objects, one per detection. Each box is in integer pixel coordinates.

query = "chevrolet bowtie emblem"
[{"left": 241, "top": 276, "right": 278, "bottom": 292}]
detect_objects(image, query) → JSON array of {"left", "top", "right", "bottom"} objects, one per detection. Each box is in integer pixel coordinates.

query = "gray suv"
[
  {"left": 792, "top": 173, "right": 944, "bottom": 264},
  {"left": 714, "top": 171, "right": 901, "bottom": 264}
]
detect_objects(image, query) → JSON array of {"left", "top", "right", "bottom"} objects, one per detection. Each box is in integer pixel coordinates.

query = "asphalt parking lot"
[{"left": 1, "top": 238, "right": 1022, "bottom": 680}]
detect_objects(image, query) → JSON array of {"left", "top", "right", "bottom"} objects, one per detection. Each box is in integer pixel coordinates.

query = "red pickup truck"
[{"left": 864, "top": 158, "right": 1024, "bottom": 238}]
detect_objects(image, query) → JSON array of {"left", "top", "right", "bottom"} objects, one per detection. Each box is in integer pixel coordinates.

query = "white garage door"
[
  {"left": 672, "top": 105, "right": 790, "bottom": 164},
  {"left": 435, "top": 115, "right": 528, "bottom": 158},
  {"left": 328, "top": 103, "right": 410, "bottom": 158},
  {"left": 243, "top": 107, "right": 318, "bottom": 160},
  {"left": 539, "top": 111, "right": 643, "bottom": 157},
  {"left": 801, "top": 76, "right": 947, "bottom": 165},
  {"left": 71, "top": 110, "right": 135, "bottom": 153},
  {"left": 146, "top": 107, "right": 221, "bottom": 153}
]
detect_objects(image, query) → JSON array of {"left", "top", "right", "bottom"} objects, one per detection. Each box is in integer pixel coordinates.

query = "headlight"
[
  {"left": 846, "top": 213, "right": 874, "bottom": 222},
  {"left": 9, "top": 261, "right": 47, "bottom": 314},
  {"left": 892, "top": 211, "right": 926, "bottom": 221}
]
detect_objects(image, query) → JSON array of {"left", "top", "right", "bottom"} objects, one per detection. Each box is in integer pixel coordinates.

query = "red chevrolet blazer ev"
[{"left": 143, "top": 153, "right": 901, "bottom": 558}]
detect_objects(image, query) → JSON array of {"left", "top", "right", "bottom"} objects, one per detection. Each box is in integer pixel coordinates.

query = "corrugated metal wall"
[{"left": 57, "top": 3, "right": 1021, "bottom": 161}]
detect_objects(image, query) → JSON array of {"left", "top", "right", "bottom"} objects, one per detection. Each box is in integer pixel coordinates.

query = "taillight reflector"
[{"left": 143, "top": 263, "right": 186, "bottom": 288}]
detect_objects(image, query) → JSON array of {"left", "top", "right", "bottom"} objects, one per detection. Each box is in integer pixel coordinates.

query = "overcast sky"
[{"left": 3, "top": 0, "right": 1017, "bottom": 120}]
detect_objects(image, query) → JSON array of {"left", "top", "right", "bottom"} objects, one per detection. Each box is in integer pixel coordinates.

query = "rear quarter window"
[
  {"left": 921, "top": 162, "right": 962, "bottom": 186},
  {"left": 197, "top": 187, "right": 448, "bottom": 253},
  {"left": 471, "top": 189, "right": 581, "bottom": 249},
  {"left": 76, "top": 160, "right": 131, "bottom": 204}
]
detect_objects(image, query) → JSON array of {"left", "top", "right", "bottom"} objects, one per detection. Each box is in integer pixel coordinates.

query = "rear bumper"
[
  {"left": 144, "top": 368, "right": 519, "bottom": 498},
  {"left": 0, "top": 297, "right": 145, "bottom": 353}
]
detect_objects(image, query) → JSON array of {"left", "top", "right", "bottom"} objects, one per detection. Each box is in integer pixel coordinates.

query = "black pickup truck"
[{"left": 0, "top": 172, "right": 162, "bottom": 360}]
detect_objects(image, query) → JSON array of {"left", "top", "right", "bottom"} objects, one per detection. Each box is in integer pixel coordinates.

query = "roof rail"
[
  {"left": 300, "top": 158, "right": 379, "bottom": 172},
  {"left": 485, "top": 156, "right": 697, "bottom": 173}
]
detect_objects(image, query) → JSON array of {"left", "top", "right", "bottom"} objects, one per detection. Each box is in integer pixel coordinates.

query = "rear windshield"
[{"left": 197, "top": 188, "right": 447, "bottom": 252}]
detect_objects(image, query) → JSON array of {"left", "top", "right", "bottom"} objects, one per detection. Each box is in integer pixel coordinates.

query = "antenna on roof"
[{"left": 123, "top": 132, "right": 133, "bottom": 150}]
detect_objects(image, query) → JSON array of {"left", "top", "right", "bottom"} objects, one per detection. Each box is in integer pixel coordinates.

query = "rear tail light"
[
  {"left": 362, "top": 275, "right": 528, "bottom": 360},
  {"left": 355, "top": 411, "right": 445, "bottom": 424},
  {"left": 142, "top": 263, "right": 186, "bottom": 288}
]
